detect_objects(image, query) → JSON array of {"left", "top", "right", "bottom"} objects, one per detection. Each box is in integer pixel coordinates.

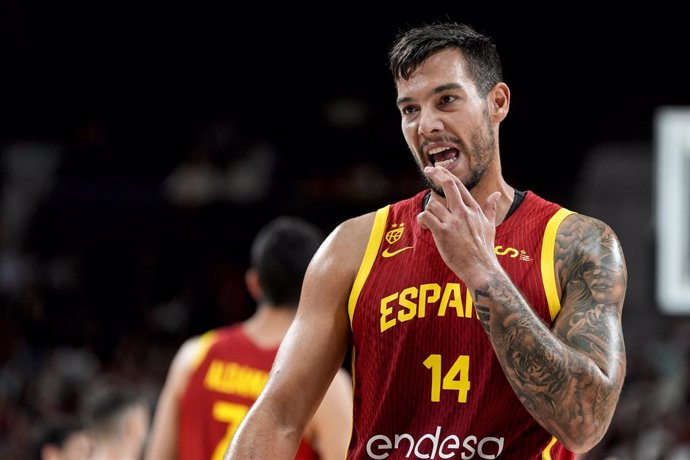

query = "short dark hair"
[
  {"left": 388, "top": 21, "right": 503, "bottom": 96},
  {"left": 250, "top": 216, "right": 324, "bottom": 307},
  {"left": 32, "top": 416, "right": 85, "bottom": 460},
  {"left": 81, "top": 379, "right": 147, "bottom": 439}
]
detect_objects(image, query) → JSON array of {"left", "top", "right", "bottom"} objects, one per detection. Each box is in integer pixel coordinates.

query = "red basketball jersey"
[
  {"left": 178, "top": 324, "right": 319, "bottom": 460},
  {"left": 347, "top": 190, "right": 575, "bottom": 459}
]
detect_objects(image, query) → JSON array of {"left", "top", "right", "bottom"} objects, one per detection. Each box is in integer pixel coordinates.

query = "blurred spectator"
[
  {"left": 163, "top": 119, "right": 278, "bottom": 209},
  {"left": 81, "top": 378, "right": 151, "bottom": 460},
  {"left": 31, "top": 415, "right": 92, "bottom": 460},
  {"left": 0, "top": 140, "right": 62, "bottom": 297}
]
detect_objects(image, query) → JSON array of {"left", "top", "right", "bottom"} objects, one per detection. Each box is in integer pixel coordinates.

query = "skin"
[
  {"left": 41, "top": 432, "right": 92, "bottom": 460},
  {"left": 226, "top": 47, "right": 626, "bottom": 458},
  {"left": 146, "top": 269, "right": 352, "bottom": 460},
  {"left": 90, "top": 403, "right": 150, "bottom": 460}
]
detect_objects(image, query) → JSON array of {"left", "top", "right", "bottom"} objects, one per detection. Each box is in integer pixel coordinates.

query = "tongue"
[{"left": 434, "top": 148, "right": 458, "bottom": 163}]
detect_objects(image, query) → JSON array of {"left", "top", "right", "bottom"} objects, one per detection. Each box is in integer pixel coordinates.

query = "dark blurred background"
[{"left": 2, "top": 5, "right": 690, "bottom": 459}]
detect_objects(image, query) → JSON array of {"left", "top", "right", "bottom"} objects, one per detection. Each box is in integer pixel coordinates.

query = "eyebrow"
[{"left": 396, "top": 83, "right": 465, "bottom": 106}]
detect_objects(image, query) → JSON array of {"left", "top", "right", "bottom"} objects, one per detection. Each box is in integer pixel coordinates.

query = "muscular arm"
[
  {"left": 145, "top": 337, "right": 203, "bottom": 460},
  {"left": 474, "top": 214, "right": 626, "bottom": 453},
  {"left": 225, "top": 216, "right": 370, "bottom": 459},
  {"left": 419, "top": 166, "right": 627, "bottom": 453}
]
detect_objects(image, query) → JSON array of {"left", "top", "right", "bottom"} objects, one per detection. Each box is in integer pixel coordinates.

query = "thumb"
[{"left": 483, "top": 191, "right": 502, "bottom": 225}]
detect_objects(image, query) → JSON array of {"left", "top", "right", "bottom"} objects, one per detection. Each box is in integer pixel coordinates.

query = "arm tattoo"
[
  {"left": 474, "top": 290, "right": 492, "bottom": 333},
  {"left": 474, "top": 214, "right": 627, "bottom": 449}
]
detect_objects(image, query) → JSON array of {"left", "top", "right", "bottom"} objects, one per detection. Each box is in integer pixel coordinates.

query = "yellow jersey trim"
[
  {"left": 191, "top": 330, "right": 217, "bottom": 371},
  {"left": 541, "top": 208, "right": 575, "bottom": 321},
  {"left": 348, "top": 206, "right": 390, "bottom": 325},
  {"left": 541, "top": 435, "right": 559, "bottom": 459},
  {"left": 347, "top": 348, "right": 357, "bottom": 452}
]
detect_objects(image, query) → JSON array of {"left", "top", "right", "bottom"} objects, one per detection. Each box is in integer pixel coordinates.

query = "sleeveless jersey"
[
  {"left": 178, "top": 324, "right": 319, "bottom": 460},
  {"left": 347, "top": 189, "right": 575, "bottom": 459}
]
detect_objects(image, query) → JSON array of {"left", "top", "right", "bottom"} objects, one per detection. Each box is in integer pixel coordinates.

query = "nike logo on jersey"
[{"left": 382, "top": 246, "right": 414, "bottom": 258}]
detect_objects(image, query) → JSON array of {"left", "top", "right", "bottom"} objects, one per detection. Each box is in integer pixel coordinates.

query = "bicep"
[
  {"left": 552, "top": 214, "right": 627, "bottom": 378},
  {"left": 144, "top": 381, "right": 179, "bottom": 460},
  {"left": 145, "top": 340, "right": 200, "bottom": 460}
]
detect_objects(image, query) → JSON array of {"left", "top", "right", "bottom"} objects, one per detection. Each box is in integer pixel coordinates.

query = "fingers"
[
  {"left": 424, "top": 166, "right": 461, "bottom": 211},
  {"left": 417, "top": 191, "right": 447, "bottom": 231},
  {"left": 420, "top": 166, "right": 502, "bottom": 228},
  {"left": 418, "top": 166, "right": 466, "bottom": 231},
  {"left": 416, "top": 211, "right": 430, "bottom": 230},
  {"left": 424, "top": 166, "right": 477, "bottom": 212}
]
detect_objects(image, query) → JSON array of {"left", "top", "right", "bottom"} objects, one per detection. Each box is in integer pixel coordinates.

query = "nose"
[{"left": 417, "top": 108, "right": 444, "bottom": 137}]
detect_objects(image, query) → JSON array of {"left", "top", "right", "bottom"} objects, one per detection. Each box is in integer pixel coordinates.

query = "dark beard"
[
  {"left": 420, "top": 109, "right": 494, "bottom": 197},
  {"left": 421, "top": 168, "right": 481, "bottom": 197}
]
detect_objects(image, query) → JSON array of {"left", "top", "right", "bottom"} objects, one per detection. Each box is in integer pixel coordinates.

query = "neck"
[
  {"left": 493, "top": 184, "right": 516, "bottom": 225},
  {"left": 465, "top": 164, "right": 515, "bottom": 224},
  {"left": 242, "top": 304, "right": 296, "bottom": 348}
]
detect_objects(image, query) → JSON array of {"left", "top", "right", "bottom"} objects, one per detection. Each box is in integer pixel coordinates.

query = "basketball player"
[
  {"left": 225, "top": 21, "right": 627, "bottom": 459},
  {"left": 145, "top": 216, "right": 352, "bottom": 460}
]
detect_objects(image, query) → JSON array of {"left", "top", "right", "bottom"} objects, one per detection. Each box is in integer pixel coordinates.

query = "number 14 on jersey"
[{"left": 423, "top": 354, "right": 471, "bottom": 403}]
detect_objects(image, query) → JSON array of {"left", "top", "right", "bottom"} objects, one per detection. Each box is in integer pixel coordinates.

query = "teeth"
[
  {"left": 435, "top": 158, "right": 455, "bottom": 168},
  {"left": 428, "top": 146, "right": 450, "bottom": 155}
]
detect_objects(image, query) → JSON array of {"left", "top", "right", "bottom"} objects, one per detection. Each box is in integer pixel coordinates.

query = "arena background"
[{"left": 2, "top": 5, "right": 690, "bottom": 458}]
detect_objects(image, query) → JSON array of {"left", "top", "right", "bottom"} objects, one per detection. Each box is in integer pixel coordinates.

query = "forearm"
[{"left": 472, "top": 271, "right": 620, "bottom": 453}]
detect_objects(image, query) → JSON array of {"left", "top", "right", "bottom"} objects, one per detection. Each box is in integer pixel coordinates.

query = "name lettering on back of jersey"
[
  {"left": 204, "top": 360, "right": 269, "bottom": 398},
  {"left": 381, "top": 222, "right": 414, "bottom": 258}
]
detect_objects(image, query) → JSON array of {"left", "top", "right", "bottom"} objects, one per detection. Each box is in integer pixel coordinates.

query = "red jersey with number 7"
[
  {"left": 178, "top": 325, "right": 319, "bottom": 460},
  {"left": 347, "top": 189, "right": 576, "bottom": 459}
]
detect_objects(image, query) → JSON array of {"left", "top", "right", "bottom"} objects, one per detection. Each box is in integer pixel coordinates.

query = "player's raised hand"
[{"left": 417, "top": 166, "right": 501, "bottom": 284}]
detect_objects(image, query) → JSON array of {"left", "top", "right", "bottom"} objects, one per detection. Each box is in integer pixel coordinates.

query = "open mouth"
[{"left": 428, "top": 146, "right": 459, "bottom": 168}]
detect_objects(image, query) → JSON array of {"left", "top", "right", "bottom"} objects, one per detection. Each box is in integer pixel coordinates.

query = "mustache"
[{"left": 419, "top": 135, "right": 462, "bottom": 151}]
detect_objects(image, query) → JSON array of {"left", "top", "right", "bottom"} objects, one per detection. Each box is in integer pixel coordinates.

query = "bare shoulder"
[
  {"left": 176, "top": 335, "right": 205, "bottom": 368},
  {"left": 166, "top": 334, "right": 210, "bottom": 389},
  {"left": 327, "top": 212, "right": 377, "bottom": 253},
  {"left": 556, "top": 212, "right": 622, "bottom": 250},
  {"left": 554, "top": 213, "right": 628, "bottom": 304},
  {"left": 310, "top": 212, "right": 377, "bottom": 278}
]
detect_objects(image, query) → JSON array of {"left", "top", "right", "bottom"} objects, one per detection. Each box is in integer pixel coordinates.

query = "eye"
[
  {"left": 439, "top": 94, "right": 458, "bottom": 105},
  {"left": 400, "top": 104, "right": 418, "bottom": 115}
]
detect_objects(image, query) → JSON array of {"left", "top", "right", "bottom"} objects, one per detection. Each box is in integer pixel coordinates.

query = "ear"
[
  {"left": 245, "top": 268, "right": 262, "bottom": 302},
  {"left": 489, "top": 82, "right": 510, "bottom": 123}
]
